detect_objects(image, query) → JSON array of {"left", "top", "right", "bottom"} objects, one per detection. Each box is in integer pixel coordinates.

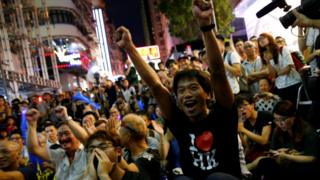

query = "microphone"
[{"left": 256, "top": 0, "right": 279, "bottom": 18}]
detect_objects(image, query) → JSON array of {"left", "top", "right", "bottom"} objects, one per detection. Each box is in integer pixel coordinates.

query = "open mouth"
[
  {"left": 184, "top": 100, "right": 197, "bottom": 110},
  {"left": 60, "top": 140, "right": 71, "bottom": 147}
]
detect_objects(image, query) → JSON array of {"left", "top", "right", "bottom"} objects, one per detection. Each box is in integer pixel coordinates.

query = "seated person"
[
  {"left": 254, "top": 78, "right": 280, "bottom": 113},
  {"left": 86, "top": 129, "right": 160, "bottom": 180},
  {"left": 254, "top": 100, "right": 320, "bottom": 179},
  {"left": 236, "top": 94, "right": 273, "bottom": 165},
  {"left": 0, "top": 140, "right": 37, "bottom": 180}
]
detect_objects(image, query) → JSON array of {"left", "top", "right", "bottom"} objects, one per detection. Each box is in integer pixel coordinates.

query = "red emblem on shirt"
[{"left": 195, "top": 131, "right": 214, "bottom": 152}]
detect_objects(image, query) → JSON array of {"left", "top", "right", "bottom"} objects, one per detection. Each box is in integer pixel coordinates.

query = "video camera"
[
  {"left": 280, "top": 0, "right": 320, "bottom": 28},
  {"left": 256, "top": 0, "right": 320, "bottom": 29}
]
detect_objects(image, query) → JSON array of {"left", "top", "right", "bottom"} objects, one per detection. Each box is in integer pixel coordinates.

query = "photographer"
[
  {"left": 291, "top": 2, "right": 320, "bottom": 129},
  {"left": 292, "top": 10, "right": 320, "bottom": 29}
]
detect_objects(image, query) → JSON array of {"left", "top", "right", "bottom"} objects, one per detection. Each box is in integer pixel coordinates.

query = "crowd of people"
[{"left": 1, "top": 0, "right": 320, "bottom": 180}]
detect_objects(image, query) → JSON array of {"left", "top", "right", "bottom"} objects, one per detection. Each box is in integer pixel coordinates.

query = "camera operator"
[
  {"left": 292, "top": 10, "right": 320, "bottom": 29},
  {"left": 292, "top": 4, "right": 320, "bottom": 129}
]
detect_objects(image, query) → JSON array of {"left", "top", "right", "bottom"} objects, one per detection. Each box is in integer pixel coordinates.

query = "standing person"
[
  {"left": 242, "top": 41, "right": 269, "bottom": 95},
  {"left": 217, "top": 36, "right": 241, "bottom": 95},
  {"left": 235, "top": 39, "right": 247, "bottom": 62},
  {"left": 114, "top": 0, "right": 241, "bottom": 179},
  {"left": 258, "top": 33, "right": 301, "bottom": 105}
]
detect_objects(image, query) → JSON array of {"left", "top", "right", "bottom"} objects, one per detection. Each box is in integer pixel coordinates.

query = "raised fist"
[
  {"left": 54, "top": 106, "right": 69, "bottom": 121},
  {"left": 192, "top": 0, "right": 213, "bottom": 26},
  {"left": 114, "top": 26, "right": 133, "bottom": 49},
  {"left": 26, "top": 108, "right": 41, "bottom": 127}
]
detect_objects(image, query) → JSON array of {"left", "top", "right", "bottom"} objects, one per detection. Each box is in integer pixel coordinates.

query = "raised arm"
[
  {"left": 55, "top": 106, "right": 89, "bottom": 145},
  {"left": 26, "top": 109, "right": 51, "bottom": 162},
  {"left": 115, "top": 27, "right": 173, "bottom": 120},
  {"left": 192, "top": 0, "right": 233, "bottom": 107}
]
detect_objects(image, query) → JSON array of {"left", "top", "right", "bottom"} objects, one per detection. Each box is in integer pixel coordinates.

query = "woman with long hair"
[
  {"left": 253, "top": 100, "right": 319, "bottom": 179},
  {"left": 258, "top": 33, "right": 301, "bottom": 106}
]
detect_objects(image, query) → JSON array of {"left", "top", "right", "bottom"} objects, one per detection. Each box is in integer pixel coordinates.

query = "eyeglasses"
[
  {"left": 87, "top": 142, "right": 114, "bottom": 152},
  {"left": 273, "top": 115, "right": 290, "bottom": 123},
  {"left": 244, "top": 45, "right": 253, "bottom": 49},
  {"left": 239, "top": 103, "right": 250, "bottom": 110}
]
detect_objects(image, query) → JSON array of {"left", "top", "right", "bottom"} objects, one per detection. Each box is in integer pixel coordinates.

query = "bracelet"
[
  {"left": 64, "top": 116, "right": 72, "bottom": 122},
  {"left": 200, "top": 23, "right": 215, "bottom": 32}
]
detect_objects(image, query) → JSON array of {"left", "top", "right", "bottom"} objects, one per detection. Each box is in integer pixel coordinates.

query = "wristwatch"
[
  {"left": 200, "top": 23, "right": 215, "bottom": 32},
  {"left": 64, "top": 116, "right": 73, "bottom": 122}
]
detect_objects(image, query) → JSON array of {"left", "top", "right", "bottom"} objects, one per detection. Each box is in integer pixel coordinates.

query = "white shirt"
[
  {"left": 271, "top": 47, "right": 301, "bottom": 89},
  {"left": 306, "top": 28, "right": 320, "bottom": 76},
  {"left": 121, "top": 86, "right": 136, "bottom": 102},
  {"left": 48, "top": 144, "right": 90, "bottom": 180},
  {"left": 242, "top": 57, "right": 263, "bottom": 94},
  {"left": 224, "top": 51, "right": 241, "bottom": 94}
]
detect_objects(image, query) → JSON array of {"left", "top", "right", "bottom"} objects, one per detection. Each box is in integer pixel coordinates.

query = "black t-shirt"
[
  {"left": 19, "top": 167, "right": 37, "bottom": 180},
  {"left": 168, "top": 102, "right": 241, "bottom": 179},
  {"left": 244, "top": 111, "right": 273, "bottom": 148},
  {"left": 244, "top": 111, "right": 273, "bottom": 162},
  {"left": 123, "top": 148, "right": 161, "bottom": 180}
]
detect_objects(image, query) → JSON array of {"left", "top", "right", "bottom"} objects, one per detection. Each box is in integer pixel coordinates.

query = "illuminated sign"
[{"left": 132, "top": 45, "right": 160, "bottom": 61}]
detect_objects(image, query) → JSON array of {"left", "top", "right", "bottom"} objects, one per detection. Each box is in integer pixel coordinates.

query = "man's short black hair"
[
  {"left": 173, "top": 69, "right": 212, "bottom": 97},
  {"left": 165, "top": 59, "right": 176, "bottom": 68},
  {"left": 9, "top": 129, "right": 22, "bottom": 137},
  {"left": 191, "top": 56, "right": 202, "bottom": 63},
  {"left": 235, "top": 93, "right": 254, "bottom": 107},
  {"left": 56, "top": 121, "right": 69, "bottom": 129},
  {"left": 85, "top": 130, "right": 121, "bottom": 149},
  {"left": 157, "top": 62, "right": 164, "bottom": 66},
  {"left": 44, "top": 121, "right": 56, "bottom": 129},
  {"left": 82, "top": 111, "right": 99, "bottom": 121}
]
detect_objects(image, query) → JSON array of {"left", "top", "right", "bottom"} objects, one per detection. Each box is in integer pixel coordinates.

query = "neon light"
[{"left": 93, "top": 8, "right": 112, "bottom": 76}]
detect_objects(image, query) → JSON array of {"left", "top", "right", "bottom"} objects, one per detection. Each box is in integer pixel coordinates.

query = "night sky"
[{"left": 105, "top": 0, "right": 147, "bottom": 47}]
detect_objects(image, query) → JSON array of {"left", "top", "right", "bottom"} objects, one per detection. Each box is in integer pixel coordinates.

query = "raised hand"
[
  {"left": 26, "top": 108, "right": 41, "bottom": 127},
  {"left": 106, "top": 116, "right": 119, "bottom": 136},
  {"left": 114, "top": 26, "right": 133, "bottom": 49},
  {"left": 55, "top": 106, "right": 68, "bottom": 121},
  {"left": 83, "top": 116, "right": 97, "bottom": 135},
  {"left": 95, "top": 148, "right": 114, "bottom": 174},
  {"left": 292, "top": 9, "right": 312, "bottom": 28},
  {"left": 151, "top": 121, "right": 164, "bottom": 135},
  {"left": 192, "top": 0, "right": 213, "bottom": 26}
]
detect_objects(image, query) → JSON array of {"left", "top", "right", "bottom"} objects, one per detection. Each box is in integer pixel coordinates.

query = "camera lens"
[{"left": 279, "top": 10, "right": 296, "bottom": 29}]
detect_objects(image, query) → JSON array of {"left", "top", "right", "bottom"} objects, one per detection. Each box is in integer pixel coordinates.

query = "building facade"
[{"left": 0, "top": 0, "right": 121, "bottom": 99}]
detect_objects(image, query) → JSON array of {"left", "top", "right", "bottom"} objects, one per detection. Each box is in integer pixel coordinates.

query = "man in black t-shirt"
[
  {"left": 236, "top": 94, "right": 273, "bottom": 163},
  {"left": 114, "top": 1, "right": 241, "bottom": 179}
]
